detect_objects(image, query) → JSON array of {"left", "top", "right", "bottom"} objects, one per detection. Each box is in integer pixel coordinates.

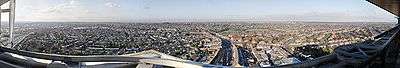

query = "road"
[
  {"left": 208, "top": 32, "right": 233, "bottom": 66},
  {"left": 210, "top": 38, "right": 233, "bottom": 66},
  {"left": 238, "top": 47, "right": 250, "bottom": 66}
]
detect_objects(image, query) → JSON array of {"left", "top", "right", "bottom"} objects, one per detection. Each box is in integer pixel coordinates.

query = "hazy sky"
[{"left": 1, "top": 0, "right": 398, "bottom": 22}]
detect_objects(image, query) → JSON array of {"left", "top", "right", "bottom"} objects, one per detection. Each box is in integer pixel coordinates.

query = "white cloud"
[
  {"left": 21, "top": 0, "right": 118, "bottom": 22},
  {"left": 104, "top": 0, "right": 121, "bottom": 8},
  {"left": 105, "top": 2, "right": 120, "bottom": 8}
]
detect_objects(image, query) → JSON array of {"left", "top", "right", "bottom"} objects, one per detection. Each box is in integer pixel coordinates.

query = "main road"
[
  {"left": 210, "top": 39, "right": 233, "bottom": 66},
  {"left": 238, "top": 47, "right": 252, "bottom": 66},
  {"left": 208, "top": 31, "right": 233, "bottom": 66}
]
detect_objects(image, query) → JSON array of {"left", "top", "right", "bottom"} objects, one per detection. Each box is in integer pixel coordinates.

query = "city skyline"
[{"left": 10, "top": 22, "right": 392, "bottom": 67}]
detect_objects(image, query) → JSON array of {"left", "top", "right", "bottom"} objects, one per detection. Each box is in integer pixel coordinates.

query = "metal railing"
[{"left": 277, "top": 25, "right": 400, "bottom": 68}]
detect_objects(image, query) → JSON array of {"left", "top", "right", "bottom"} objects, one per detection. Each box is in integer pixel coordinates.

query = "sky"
[{"left": 0, "top": 0, "right": 398, "bottom": 22}]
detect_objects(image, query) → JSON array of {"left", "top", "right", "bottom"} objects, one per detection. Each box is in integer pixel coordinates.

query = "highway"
[
  {"left": 238, "top": 47, "right": 251, "bottom": 66},
  {"left": 206, "top": 30, "right": 233, "bottom": 66},
  {"left": 210, "top": 38, "right": 233, "bottom": 66}
]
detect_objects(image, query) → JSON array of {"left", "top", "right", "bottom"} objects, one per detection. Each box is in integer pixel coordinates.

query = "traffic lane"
[
  {"left": 238, "top": 47, "right": 250, "bottom": 66},
  {"left": 210, "top": 38, "right": 233, "bottom": 66}
]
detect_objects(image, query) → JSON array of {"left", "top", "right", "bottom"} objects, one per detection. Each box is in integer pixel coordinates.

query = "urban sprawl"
[{"left": 6, "top": 22, "right": 393, "bottom": 67}]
